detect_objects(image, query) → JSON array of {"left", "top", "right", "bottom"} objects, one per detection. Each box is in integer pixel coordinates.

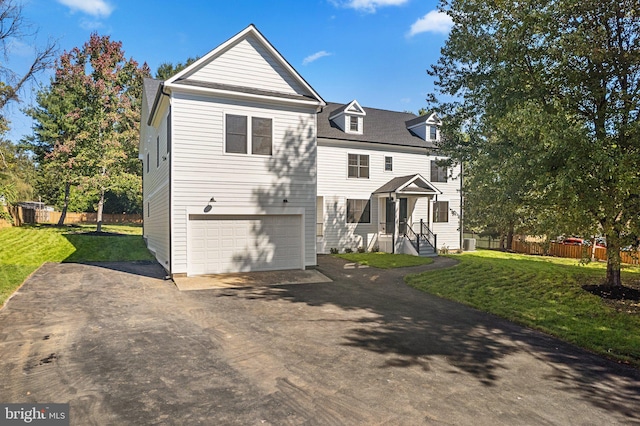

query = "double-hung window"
[
  {"left": 430, "top": 160, "right": 448, "bottom": 182},
  {"left": 348, "top": 154, "right": 369, "bottom": 178},
  {"left": 225, "top": 114, "right": 273, "bottom": 155},
  {"left": 385, "top": 156, "right": 393, "bottom": 171},
  {"left": 429, "top": 125, "right": 437, "bottom": 140},
  {"left": 349, "top": 116, "right": 359, "bottom": 132},
  {"left": 347, "top": 199, "right": 371, "bottom": 224},
  {"left": 251, "top": 117, "right": 272, "bottom": 155},
  {"left": 433, "top": 201, "right": 449, "bottom": 223},
  {"left": 225, "top": 114, "right": 247, "bottom": 154}
]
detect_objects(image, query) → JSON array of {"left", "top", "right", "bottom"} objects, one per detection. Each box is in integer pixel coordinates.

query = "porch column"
[
  {"left": 393, "top": 197, "right": 400, "bottom": 253},
  {"left": 427, "top": 196, "right": 433, "bottom": 231}
]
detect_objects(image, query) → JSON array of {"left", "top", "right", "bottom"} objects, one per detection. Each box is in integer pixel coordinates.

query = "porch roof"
[{"left": 372, "top": 174, "right": 441, "bottom": 197}]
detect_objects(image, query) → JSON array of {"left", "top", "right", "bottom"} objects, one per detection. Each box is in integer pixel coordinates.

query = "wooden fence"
[
  {"left": 4, "top": 206, "right": 141, "bottom": 226},
  {"left": 511, "top": 240, "right": 640, "bottom": 265}
]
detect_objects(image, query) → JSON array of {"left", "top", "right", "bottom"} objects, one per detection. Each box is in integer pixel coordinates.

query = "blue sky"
[{"left": 6, "top": 0, "right": 452, "bottom": 141}]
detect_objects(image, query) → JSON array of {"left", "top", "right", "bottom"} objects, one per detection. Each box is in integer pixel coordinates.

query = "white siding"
[
  {"left": 317, "top": 140, "right": 461, "bottom": 252},
  {"left": 141, "top": 101, "right": 171, "bottom": 271},
  {"left": 187, "top": 35, "right": 306, "bottom": 96},
  {"left": 170, "top": 91, "right": 317, "bottom": 273}
]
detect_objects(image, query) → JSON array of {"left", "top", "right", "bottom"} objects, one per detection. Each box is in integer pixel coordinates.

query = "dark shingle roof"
[
  {"left": 143, "top": 78, "right": 162, "bottom": 112},
  {"left": 318, "top": 102, "right": 437, "bottom": 149},
  {"left": 373, "top": 174, "right": 440, "bottom": 195}
]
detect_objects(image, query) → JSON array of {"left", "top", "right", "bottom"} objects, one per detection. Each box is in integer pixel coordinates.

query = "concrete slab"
[{"left": 172, "top": 268, "right": 332, "bottom": 291}]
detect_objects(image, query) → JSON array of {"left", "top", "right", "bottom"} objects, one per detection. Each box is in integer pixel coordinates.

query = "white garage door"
[{"left": 188, "top": 214, "right": 303, "bottom": 275}]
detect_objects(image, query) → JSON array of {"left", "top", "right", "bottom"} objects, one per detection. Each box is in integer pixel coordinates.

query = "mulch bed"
[
  {"left": 76, "top": 231, "right": 126, "bottom": 237},
  {"left": 583, "top": 282, "right": 640, "bottom": 314}
]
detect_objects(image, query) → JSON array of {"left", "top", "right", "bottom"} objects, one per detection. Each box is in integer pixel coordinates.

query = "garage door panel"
[{"left": 188, "top": 214, "right": 302, "bottom": 275}]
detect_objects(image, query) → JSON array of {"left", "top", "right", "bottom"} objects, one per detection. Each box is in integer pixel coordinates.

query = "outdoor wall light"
[
  {"left": 283, "top": 199, "right": 288, "bottom": 203},
  {"left": 204, "top": 196, "right": 216, "bottom": 213}
]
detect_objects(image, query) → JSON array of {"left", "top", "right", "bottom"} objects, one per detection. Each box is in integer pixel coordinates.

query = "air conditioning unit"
[{"left": 463, "top": 238, "right": 476, "bottom": 251}]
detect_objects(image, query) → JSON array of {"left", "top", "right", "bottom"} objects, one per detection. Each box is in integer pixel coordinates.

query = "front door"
[
  {"left": 385, "top": 198, "right": 394, "bottom": 235},
  {"left": 386, "top": 198, "right": 408, "bottom": 235},
  {"left": 399, "top": 198, "right": 408, "bottom": 234}
]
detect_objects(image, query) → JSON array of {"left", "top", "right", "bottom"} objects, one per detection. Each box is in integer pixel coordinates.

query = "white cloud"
[
  {"left": 408, "top": 10, "right": 453, "bottom": 36},
  {"left": 333, "top": 0, "right": 408, "bottom": 13},
  {"left": 57, "top": 0, "right": 114, "bottom": 17},
  {"left": 79, "top": 18, "right": 105, "bottom": 30},
  {"left": 303, "top": 51, "right": 332, "bottom": 65}
]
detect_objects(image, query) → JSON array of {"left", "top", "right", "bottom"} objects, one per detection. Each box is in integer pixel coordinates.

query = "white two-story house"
[
  {"left": 316, "top": 100, "right": 461, "bottom": 256},
  {"left": 140, "top": 25, "right": 325, "bottom": 277},
  {"left": 140, "top": 25, "right": 461, "bottom": 277}
]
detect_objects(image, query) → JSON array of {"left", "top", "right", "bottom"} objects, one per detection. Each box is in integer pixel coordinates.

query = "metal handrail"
[
  {"left": 404, "top": 223, "right": 420, "bottom": 253},
  {"left": 413, "top": 220, "right": 437, "bottom": 251}
]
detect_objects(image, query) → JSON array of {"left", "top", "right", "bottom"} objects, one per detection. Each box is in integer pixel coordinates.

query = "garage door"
[{"left": 188, "top": 214, "right": 302, "bottom": 275}]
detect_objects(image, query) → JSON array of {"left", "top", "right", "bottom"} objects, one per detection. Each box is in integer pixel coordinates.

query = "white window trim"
[
  {"left": 223, "top": 112, "right": 274, "bottom": 157},
  {"left": 384, "top": 156, "right": 393, "bottom": 172},
  {"left": 347, "top": 153, "right": 370, "bottom": 179},
  {"left": 345, "top": 115, "right": 363, "bottom": 135}
]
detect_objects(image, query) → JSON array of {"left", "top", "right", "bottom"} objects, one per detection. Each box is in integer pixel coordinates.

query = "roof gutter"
[{"left": 147, "top": 82, "right": 170, "bottom": 126}]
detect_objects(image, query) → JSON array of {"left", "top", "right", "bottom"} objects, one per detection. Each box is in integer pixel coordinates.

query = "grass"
[
  {"left": 0, "top": 224, "right": 153, "bottom": 306},
  {"left": 405, "top": 249, "right": 640, "bottom": 366},
  {"left": 335, "top": 252, "right": 434, "bottom": 269}
]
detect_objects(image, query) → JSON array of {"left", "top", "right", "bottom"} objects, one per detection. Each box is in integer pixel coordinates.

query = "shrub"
[
  {"left": 344, "top": 248, "right": 353, "bottom": 253},
  {"left": 357, "top": 246, "right": 366, "bottom": 253},
  {"left": 0, "top": 210, "right": 14, "bottom": 224},
  {"left": 330, "top": 247, "right": 339, "bottom": 254},
  {"left": 370, "top": 246, "right": 379, "bottom": 253}
]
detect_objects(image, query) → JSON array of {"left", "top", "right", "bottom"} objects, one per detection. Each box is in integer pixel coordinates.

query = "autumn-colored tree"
[{"left": 26, "top": 34, "right": 150, "bottom": 229}]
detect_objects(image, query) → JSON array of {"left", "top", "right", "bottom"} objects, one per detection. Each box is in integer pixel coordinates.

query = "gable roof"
[
  {"left": 164, "top": 24, "right": 325, "bottom": 106},
  {"left": 318, "top": 102, "right": 438, "bottom": 149},
  {"left": 328, "top": 99, "right": 366, "bottom": 119},
  {"left": 373, "top": 174, "right": 441, "bottom": 196},
  {"left": 405, "top": 111, "right": 441, "bottom": 128}
]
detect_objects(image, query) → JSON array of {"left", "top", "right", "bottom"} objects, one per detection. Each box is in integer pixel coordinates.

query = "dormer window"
[
  {"left": 349, "top": 116, "right": 359, "bottom": 132},
  {"left": 405, "top": 112, "right": 442, "bottom": 142},
  {"left": 429, "top": 125, "right": 437, "bottom": 140},
  {"left": 329, "top": 100, "right": 365, "bottom": 135}
]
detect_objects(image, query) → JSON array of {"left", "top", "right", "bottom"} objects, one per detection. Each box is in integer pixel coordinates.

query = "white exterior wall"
[
  {"left": 170, "top": 91, "right": 318, "bottom": 273},
  {"left": 141, "top": 104, "right": 171, "bottom": 271},
  {"left": 187, "top": 35, "right": 304, "bottom": 96},
  {"left": 317, "top": 139, "right": 461, "bottom": 252}
]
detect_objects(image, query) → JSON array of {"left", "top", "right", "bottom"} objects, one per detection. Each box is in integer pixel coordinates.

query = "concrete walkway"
[{"left": 0, "top": 256, "right": 638, "bottom": 425}]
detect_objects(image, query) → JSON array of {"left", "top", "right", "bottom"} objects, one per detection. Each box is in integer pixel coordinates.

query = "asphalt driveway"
[{"left": 0, "top": 256, "right": 639, "bottom": 425}]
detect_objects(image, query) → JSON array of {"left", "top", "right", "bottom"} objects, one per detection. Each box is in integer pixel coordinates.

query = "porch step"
[{"left": 419, "top": 241, "right": 437, "bottom": 257}]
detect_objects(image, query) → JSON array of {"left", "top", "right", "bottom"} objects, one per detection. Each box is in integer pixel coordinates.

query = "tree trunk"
[
  {"left": 506, "top": 226, "right": 514, "bottom": 251},
  {"left": 57, "top": 181, "right": 71, "bottom": 226},
  {"left": 605, "top": 236, "right": 622, "bottom": 287},
  {"left": 96, "top": 189, "right": 104, "bottom": 233}
]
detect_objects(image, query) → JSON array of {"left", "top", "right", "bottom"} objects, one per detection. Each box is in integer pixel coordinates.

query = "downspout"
[
  {"left": 158, "top": 83, "right": 173, "bottom": 277},
  {"left": 459, "top": 160, "right": 464, "bottom": 250}
]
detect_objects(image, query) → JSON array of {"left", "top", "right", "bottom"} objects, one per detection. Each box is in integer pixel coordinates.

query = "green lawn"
[
  {"left": 405, "top": 249, "right": 640, "bottom": 366},
  {"left": 335, "top": 252, "right": 434, "bottom": 269},
  {"left": 0, "top": 224, "right": 153, "bottom": 306}
]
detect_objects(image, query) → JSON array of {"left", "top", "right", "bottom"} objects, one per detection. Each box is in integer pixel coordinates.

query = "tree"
[
  {"left": 23, "top": 79, "right": 85, "bottom": 224},
  {"left": 155, "top": 57, "right": 199, "bottom": 80},
  {"left": 0, "top": 139, "right": 35, "bottom": 205},
  {"left": 431, "top": 0, "right": 640, "bottom": 286},
  {"left": 0, "top": 0, "right": 55, "bottom": 215},
  {"left": 0, "top": 0, "right": 56, "bottom": 127},
  {"left": 26, "top": 34, "right": 150, "bottom": 229}
]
